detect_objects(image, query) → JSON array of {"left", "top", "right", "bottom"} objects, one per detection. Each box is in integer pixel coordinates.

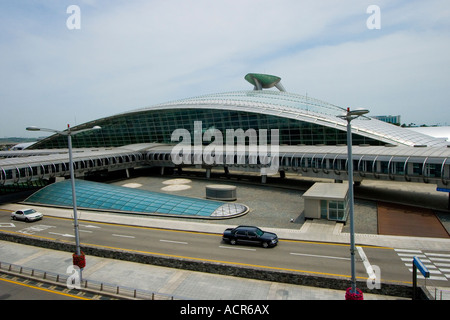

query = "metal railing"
[
  {"left": 0, "top": 260, "right": 189, "bottom": 300},
  {"left": 430, "top": 287, "right": 450, "bottom": 300}
]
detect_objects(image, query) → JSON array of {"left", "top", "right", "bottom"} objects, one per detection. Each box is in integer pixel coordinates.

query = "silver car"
[{"left": 11, "top": 208, "right": 43, "bottom": 222}]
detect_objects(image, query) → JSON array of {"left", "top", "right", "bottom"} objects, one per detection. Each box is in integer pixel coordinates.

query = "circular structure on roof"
[
  {"left": 206, "top": 184, "right": 237, "bottom": 201},
  {"left": 161, "top": 178, "right": 192, "bottom": 191},
  {"left": 162, "top": 178, "right": 192, "bottom": 185},
  {"left": 245, "top": 73, "right": 282, "bottom": 88},
  {"left": 161, "top": 184, "right": 191, "bottom": 191}
]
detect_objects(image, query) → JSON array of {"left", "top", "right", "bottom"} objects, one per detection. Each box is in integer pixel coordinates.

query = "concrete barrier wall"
[{"left": 0, "top": 231, "right": 417, "bottom": 299}]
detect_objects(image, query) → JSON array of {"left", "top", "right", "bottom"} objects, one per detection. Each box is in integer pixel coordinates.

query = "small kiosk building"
[{"left": 302, "top": 183, "right": 349, "bottom": 222}]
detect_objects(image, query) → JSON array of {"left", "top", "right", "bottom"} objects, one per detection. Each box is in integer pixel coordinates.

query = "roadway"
[{"left": 1, "top": 211, "right": 445, "bottom": 286}]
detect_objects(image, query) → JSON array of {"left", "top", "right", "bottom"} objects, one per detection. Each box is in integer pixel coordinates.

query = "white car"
[{"left": 11, "top": 208, "right": 43, "bottom": 222}]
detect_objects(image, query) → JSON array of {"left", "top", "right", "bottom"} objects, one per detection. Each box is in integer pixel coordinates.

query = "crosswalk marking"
[
  {"left": 424, "top": 253, "right": 450, "bottom": 258},
  {"left": 435, "top": 263, "right": 450, "bottom": 267},
  {"left": 428, "top": 257, "right": 450, "bottom": 262},
  {"left": 394, "top": 249, "right": 421, "bottom": 253},
  {"left": 395, "top": 249, "right": 450, "bottom": 282},
  {"left": 400, "top": 257, "right": 431, "bottom": 263}
]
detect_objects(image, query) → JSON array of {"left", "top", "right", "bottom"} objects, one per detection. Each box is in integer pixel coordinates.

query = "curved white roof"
[
  {"left": 407, "top": 126, "right": 450, "bottom": 142},
  {"left": 126, "top": 90, "right": 448, "bottom": 147}
]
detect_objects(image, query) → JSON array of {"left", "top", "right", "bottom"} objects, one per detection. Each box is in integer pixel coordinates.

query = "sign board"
[
  {"left": 412, "top": 256, "right": 429, "bottom": 300},
  {"left": 413, "top": 256, "right": 430, "bottom": 278},
  {"left": 437, "top": 187, "right": 450, "bottom": 193}
]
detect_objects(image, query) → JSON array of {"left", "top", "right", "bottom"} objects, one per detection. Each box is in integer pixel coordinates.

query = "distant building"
[{"left": 372, "top": 115, "right": 401, "bottom": 125}]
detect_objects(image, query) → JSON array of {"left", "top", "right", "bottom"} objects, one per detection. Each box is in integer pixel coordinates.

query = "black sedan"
[{"left": 222, "top": 226, "right": 278, "bottom": 248}]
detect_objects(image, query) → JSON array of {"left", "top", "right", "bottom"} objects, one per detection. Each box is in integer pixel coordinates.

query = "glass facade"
[
  {"left": 24, "top": 179, "right": 248, "bottom": 218},
  {"left": 29, "top": 108, "right": 383, "bottom": 149}
]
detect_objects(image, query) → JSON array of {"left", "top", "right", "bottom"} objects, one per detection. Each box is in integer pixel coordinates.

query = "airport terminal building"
[{"left": 27, "top": 74, "right": 447, "bottom": 150}]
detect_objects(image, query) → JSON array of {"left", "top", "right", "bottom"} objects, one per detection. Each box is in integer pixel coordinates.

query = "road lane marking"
[
  {"left": 289, "top": 252, "right": 350, "bottom": 261},
  {"left": 112, "top": 234, "right": 135, "bottom": 239},
  {"left": 394, "top": 249, "right": 422, "bottom": 253},
  {"left": 160, "top": 239, "right": 188, "bottom": 245},
  {"left": 219, "top": 245, "right": 256, "bottom": 251},
  {"left": 428, "top": 257, "right": 450, "bottom": 263},
  {"left": 424, "top": 253, "right": 450, "bottom": 258},
  {"left": 80, "top": 224, "right": 101, "bottom": 229},
  {"left": 0, "top": 223, "right": 15, "bottom": 227},
  {"left": 435, "top": 263, "right": 450, "bottom": 267},
  {"left": 400, "top": 257, "right": 431, "bottom": 263},
  {"left": 48, "top": 232, "right": 75, "bottom": 238},
  {"left": 18, "top": 224, "right": 55, "bottom": 235},
  {"left": 357, "top": 246, "right": 377, "bottom": 280},
  {"left": 397, "top": 253, "right": 427, "bottom": 258}
]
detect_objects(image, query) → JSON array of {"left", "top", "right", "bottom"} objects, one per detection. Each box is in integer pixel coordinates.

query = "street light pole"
[
  {"left": 338, "top": 108, "right": 369, "bottom": 298},
  {"left": 346, "top": 114, "right": 357, "bottom": 294},
  {"left": 66, "top": 125, "right": 81, "bottom": 264},
  {"left": 26, "top": 124, "right": 101, "bottom": 283}
]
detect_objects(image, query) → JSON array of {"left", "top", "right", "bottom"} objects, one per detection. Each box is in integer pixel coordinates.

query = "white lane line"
[
  {"left": 0, "top": 223, "right": 15, "bottom": 228},
  {"left": 219, "top": 246, "right": 256, "bottom": 251},
  {"left": 160, "top": 239, "right": 188, "bottom": 245},
  {"left": 79, "top": 230, "right": 93, "bottom": 233},
  {"left": 80, "top": 224, "right": 101, "bottom": 229},
  {"left": 48, "top": 232, "right": 75, "bottom": 238},
  {"left": 357, "top": 246, "right": 376, "bottom": 280},
  {"left": 289, "top": 252, "right": 350, "bottom": 261},
  {"left": 112, "top": 234, "right": 135, "bottom": 239}
]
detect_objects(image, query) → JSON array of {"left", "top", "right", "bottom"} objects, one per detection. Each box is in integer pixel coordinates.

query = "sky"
[{"left": 1, "top": 0, "right": 450, "bottom": 138}]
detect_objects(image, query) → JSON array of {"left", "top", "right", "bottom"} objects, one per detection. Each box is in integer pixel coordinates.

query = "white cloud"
[{"left": 267, "top": 30, "right": 450, "bottom": 124}]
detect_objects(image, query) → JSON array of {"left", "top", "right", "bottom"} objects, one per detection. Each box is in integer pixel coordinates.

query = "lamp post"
[
  {"left": 338, "top": 108, "right": 369, "bottom": 299},
  {"left": 26, "top": 124, "right": 101, "bottom": 282}
]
